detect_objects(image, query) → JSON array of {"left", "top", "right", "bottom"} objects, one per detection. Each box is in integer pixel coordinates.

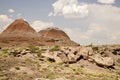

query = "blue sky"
[{"left": 0, "top": 0, "right": 120, "bottom": 44}]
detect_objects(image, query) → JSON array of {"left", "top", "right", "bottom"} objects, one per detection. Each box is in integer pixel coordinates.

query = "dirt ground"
[{"left": 0, "top": 45, "right": 120, "bottom": 80}]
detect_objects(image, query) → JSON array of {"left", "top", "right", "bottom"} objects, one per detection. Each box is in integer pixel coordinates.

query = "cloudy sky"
[{"left": 0, "top": 0, "right": 120, "bottom": 45}]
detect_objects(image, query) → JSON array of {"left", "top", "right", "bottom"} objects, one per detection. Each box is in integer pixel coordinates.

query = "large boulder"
[
  {"left": 93, "top": 54, "right": 114, "bottom": 67},
  {"left": 41, "top": 46, "right": 94, "bottom": 63},
  {"left": 53, "top": 51, "right": 69, "bottom": 63},
  {"left": 67, "top": 46, "right": 93, "bottom": 62},
  {"left": 99, "top": 47, "right": 120, "bottom": 67},
  {"left": 41, "top": 51, "right": 69, "bottom": 63}
]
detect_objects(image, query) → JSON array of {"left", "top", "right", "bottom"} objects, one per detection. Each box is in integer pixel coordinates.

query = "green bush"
[
  {"left": 0, "top": 48, "right": 9, "bottom": 56},
  {"left": 86, "top": 43, "right": 93, "bottom": 47},
  {"left": 37, "top": 50, "right": 42, "bottom": 57},
  {"left": 28, "top": 45, "right": 39, "bottom": 53},
  {"left": 49, "top": 45, "right": 60, "bottom": 52}
]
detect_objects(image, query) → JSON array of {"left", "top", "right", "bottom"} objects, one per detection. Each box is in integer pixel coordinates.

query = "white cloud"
[
  {"left": 97, "top": 0, "right": 115, "bottom": 4},
  {"left": 87, "top": 4, "right": 120, "bottom": 44},
  {"left": 87, "top": 4, "right": 120, "bottom": 43},
  {"left": 49, "top": 0, "right": 88, "bottom": 18},
  {"left": 0, "top": 15, "right": 12, "bottom": 22},
  {"left": 31, "top": 20, "right": 55, "bottom": 32},
  {"left": 8, "top": 9, "right": 15, "bottom": 13},
  {"left": 64, "top": 4, "right": 120, "bottom": 44},
  {"left": 0, "top": 14, "right": 13, "bottom": 32}
]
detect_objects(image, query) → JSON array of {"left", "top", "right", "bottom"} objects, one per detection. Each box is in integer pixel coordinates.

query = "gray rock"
[
  {"left": 93, "top": 54, "right": 114, "bottom": 67},
  {"left": 77, "top": 46, "right": 89, "bottom": 60},
  {"left": 86, "top": 47, "right": 94, "bottom": 56},
  {"left": 67, "top": 46, "right": 91, "bottom": 61},
  {"left": 41, "top": 52, "right": 54, "bottom": 58},
  {"left": 100, "top": 50, "right": 120, "bottom": 66},
  {"left": 67, "top": 52, "right": 76, "bottom": 62},
  {"left": 53, "top": 51, "right": 68, "bottom": 63}
]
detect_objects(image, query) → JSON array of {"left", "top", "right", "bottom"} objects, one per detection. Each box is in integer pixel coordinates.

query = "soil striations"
[{"left": 0, "top": 19, "right": 78, "bottom": 47}]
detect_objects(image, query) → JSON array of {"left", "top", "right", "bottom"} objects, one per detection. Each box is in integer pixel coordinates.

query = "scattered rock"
[
  {"left": 67, "top": 51, "right": 76, "bottom": 62},
  {"left": 112, "top": 48, "right": 120, "bottom": 55},
  {"left": 87, "top": 47, "right": 94, "bottom": 56},
  {"left": 41, "top": 46, "right": 92, "bottom": 63},
  {"left": 77, "top": 46, "right": 89, "bottom": 60},
  {"left": 55, "top": 52, "right": 68, "bottom": 62},
  {"left": 2, "top": 45, "right": 120, "bottom": 69},
  {"left": 41, "top": 52, "right": 54, "bottom": 59},
  {"left": 53, "top": 52, "right": 63, "bottom": 63},
  {"left": 0, "top": 45, "right": 120, "bottom": 80},
  {"left": 93, "top": 54, "right": 114, "bottom": 67},
  {"left": 10, "top": 50, "right": 21, "bottom": 57}
]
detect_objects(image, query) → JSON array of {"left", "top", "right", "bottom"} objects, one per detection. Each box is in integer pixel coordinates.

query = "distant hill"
[
  {"left": 39, "top": 27, "right": 70, "bottom": 40},
  {"left": 0, "top": 19, "right": 79, "bottom": 46},
  {"left": 38, "top": 27, "right": 78, "bottom": 46},
  {"left": 0, "top": 19, "right": 37, "bottom": 38}
]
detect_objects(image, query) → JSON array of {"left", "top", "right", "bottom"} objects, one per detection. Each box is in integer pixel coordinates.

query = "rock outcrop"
[
  {"left": 40, "top": 45, "right": 120, "bottom": 68},
  {"left": 0, "top": 45, "right": 119, "bottom": 80},
  {"left": 41, "top": 46, "right": 93, "bottom": 63},
  {"left": 93, "top": 54, "right": 114, "bottom": 67}
]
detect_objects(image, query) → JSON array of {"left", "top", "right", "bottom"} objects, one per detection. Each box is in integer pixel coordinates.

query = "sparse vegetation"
[
  {"left": 28, "top": 45, "right": 39, "bottom": 53},
  {"left": 37, "top": 50, "right": 42, "bottom": 57},
  {"left": 86, "top": 43, "right": 93, "bottom": 47},
  {"left": 0, "top": 45, "right": 119, "bottom": 80},
  {"left": 0, "top": 48, "right": 9, "bottom": 56},
  {"left": 37, "top": 48, "right": 47, "bottom": 57},
  {"left": 49, "top": 45, "right": 60, "bottom": 52},
  {"left": 44, "top": 72, "right": 55, "bottom": 79}
]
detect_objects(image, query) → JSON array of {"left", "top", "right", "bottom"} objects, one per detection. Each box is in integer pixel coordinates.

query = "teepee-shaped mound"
[
  {"left": 1, "top": 19, "right": 37, "bottom": 37},
  {"left": 0, "top": 19, "right": 40, "bottom": 46},
  {"left": 38, "top": 27, "right": 78, "bottom": 46},
  {"left": 39, "top": 27, "right": 70, "bottom": 40}
]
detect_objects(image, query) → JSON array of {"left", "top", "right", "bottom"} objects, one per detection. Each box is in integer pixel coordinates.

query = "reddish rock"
[
  {"left": 0, "top": 19, "right": 79, "bottom": 46},
  {"left": 38, "top": 27, "right": 78, "bottom": 46},
  {"left": 0, "top": 19, "right": 38, "bottom": 38},
  {"left": 39, "top": 27, "right": 70, "bottom": 40},
  {"left": 0, "top": 19, "right": 40, "bottom": 46}
]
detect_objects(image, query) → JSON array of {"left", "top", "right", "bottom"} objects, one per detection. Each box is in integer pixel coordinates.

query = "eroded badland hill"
[{"left": 0, "top": 19, "right": 78, "bottom": 47}]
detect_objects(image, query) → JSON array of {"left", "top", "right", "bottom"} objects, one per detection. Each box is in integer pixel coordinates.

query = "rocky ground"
[{"left": 0, "top": 45, "right": 120, "bottom": 80}]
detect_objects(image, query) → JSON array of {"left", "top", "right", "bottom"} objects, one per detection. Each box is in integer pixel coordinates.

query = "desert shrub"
[
  {"left": 37, "top": 50, "right": 42, "bottom": 57},
  {"left": 0, "top": 51, "right": 5, "bottom": 56},
  {"left": 2, "top": 48, "right": 9, "bottom": 53},
  {"left": 37, "top": 48, "right": 47, "bottom": 57},
  {"left": 64, "top": 47, "right": 69, "bottom": 50},
  {"left": 86, "top": 43, "right": 93, "bottom": 47},
  {"left": 92, "top": 46, "right": 99, "bottom": 51},
  {"left": 45, "top": 72, "right": 55, "bottom": 79},
  {"left": 28, "top": 45, "right": 39, "bottom": 53},
  {"left": 41, "top": 48, "right": 47, "bottom": 51},
  {"left": 0, "top": 48, "right": 9, "bottom": 56},
  {"left": 49, "top": 45, "right": 60, "bottom": 52}
]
